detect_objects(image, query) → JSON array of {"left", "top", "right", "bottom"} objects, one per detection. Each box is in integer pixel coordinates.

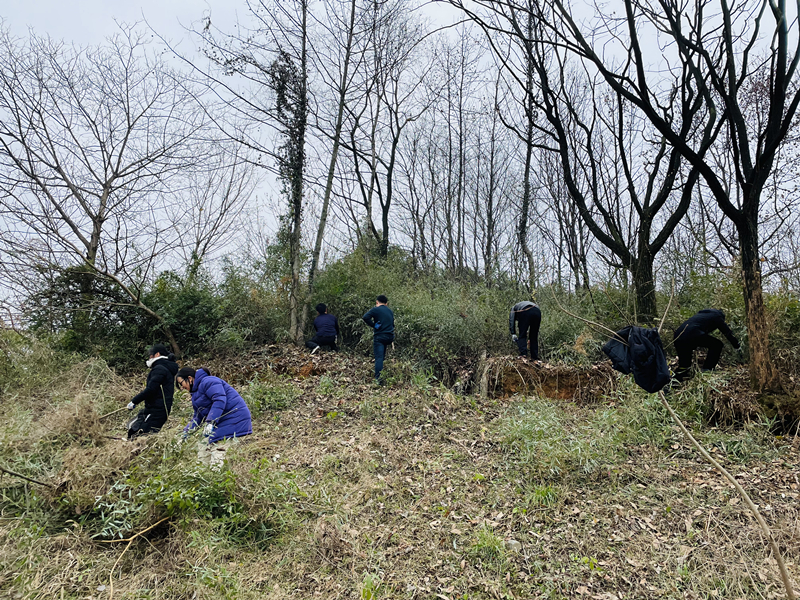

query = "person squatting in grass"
[
  {"left": 306, "top": 303, "right": 340, "bottom": 354},
  {"left": 672, "top": 309, "right": 742, "bottom": 382},
  {"left": 127, "top": 344, "right": 179, "bottom": 439},
  {"left": 176, "top": 367, "right": 253, "bottom": 467},
  {"left": 362, "top": 294, "right": 395, "bottom": 385},
  {"left": 509, "top": 301, "right": 542, "bottom": 360}
]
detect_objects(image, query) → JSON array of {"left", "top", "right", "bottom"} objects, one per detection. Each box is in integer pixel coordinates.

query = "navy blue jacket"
[
  {"left": 314, "top": 313, "right": 340, "bottom": 338},
  {"left": 363, "top": 305, "right": 395, "bottom": 339},
  {"left": 183, "top": 369, "right": 253, "bottom": 443},
  {"left": 674, "top": 309, "right": 739, "bottom": 348}
]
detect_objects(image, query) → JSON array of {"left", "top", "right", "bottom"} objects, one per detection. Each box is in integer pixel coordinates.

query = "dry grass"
[{"left": 0, "top": 347, "right": 798, "bottom": 599}]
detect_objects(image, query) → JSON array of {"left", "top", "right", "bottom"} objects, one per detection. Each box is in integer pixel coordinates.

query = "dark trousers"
[
  {"left": 373, "top": 335, "right": 393, "bottom": 380},
  {"left": 515, "top": 307, "right": 542, "bottom": 359},
  {"left": 306, "top": 335, "right": 338, "bottom": 351},
  {"left": 127, "top": 409, "right": 168, "bottom": 439},
  {"left": 674, "top": 334, "right": 723, "bottom": 380}
]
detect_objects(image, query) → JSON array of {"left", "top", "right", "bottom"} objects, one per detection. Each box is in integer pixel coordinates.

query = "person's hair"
[
  {"left": 175, "top": 366, "right": 211, "bottom": 389},
  {"left": 149, "top": 343, "right": 169, "bottom": 356},
  {"left": 315, "top": 303, "right": 327, "bottom": 315},
  {"left": 376, "top": 294, "right": 388, "bottom": 304},
  {"left": 176, "top": 367, "right": 196, "bottom": 380}
]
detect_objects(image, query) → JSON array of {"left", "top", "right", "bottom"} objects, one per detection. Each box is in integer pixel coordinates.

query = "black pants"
[
  {"left": 305, "top": 335, "right": 338, "bottom": 351},
  {"left": 515, "top": 306, "right": 542, "bottom": 359},
  {"left": 674, "top": 334, "right": 723, "bottom": 380},
  {"left": 127, "top": 408, "right": 169, "bottom": 439}
]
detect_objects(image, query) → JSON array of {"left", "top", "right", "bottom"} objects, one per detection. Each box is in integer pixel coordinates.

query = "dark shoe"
[{"left": 310, "top": 345, "right": 319, "bottom": 355}]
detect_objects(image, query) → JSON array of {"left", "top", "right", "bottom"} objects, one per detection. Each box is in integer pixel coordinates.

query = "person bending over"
[
  {"left": 509, "top": 301, "right": 542, "bottom": 359},
  {"left": 673, "top": 309, "right": 740, "bottom": 381}
]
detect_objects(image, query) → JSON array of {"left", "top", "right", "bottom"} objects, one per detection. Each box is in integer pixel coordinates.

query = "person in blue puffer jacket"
[{"left": 175, "top": 367, "right": 253, "bottom": 443}]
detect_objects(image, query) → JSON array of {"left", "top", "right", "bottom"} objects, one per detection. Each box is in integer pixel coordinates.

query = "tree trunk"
[
  {"left": 633, "top": 231, "right": 657, "bottom": 325},
  {"left": 307, "top": 0, "right": 357, "bottom": 296},
  {"left": 739, "top": 218, "right": 783, "bottom": 392},
  {"left": 632, "top": 256, "right": 657, "bottom": 326}
]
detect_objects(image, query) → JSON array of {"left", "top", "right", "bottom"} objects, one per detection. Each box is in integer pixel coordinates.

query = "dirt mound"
[
  {"left": 705, "top": 366, "right": 764, "bottom": 426},
  {"left": 478, "top": 356, "right": 617, "bottom": 402},
  {"left": 203, "top": 345, "right": 333, "bottom": 385}
]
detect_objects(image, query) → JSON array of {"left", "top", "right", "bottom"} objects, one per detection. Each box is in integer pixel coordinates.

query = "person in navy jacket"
[
  {"left": 176, "top": 367, "right": 253, "bottom": 443},
  {"left": 362, "top": 295, "right": 395, "bottom": 384},
  {"left": 306, "top": 303, "right": 340, "bottom": 353}
]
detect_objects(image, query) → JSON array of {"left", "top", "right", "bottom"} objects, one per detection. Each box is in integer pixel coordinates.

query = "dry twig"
[
  {"left": 99, "top": 407, "right": 129, "bottom": 420},
  {"left": 105, "top": 516, "right": 170, "bottom": 600},
  {"left": 658, "top": 391, "right": 796, "bottom": 600},
  {"left": 0, "top": 465, "right": 53, "bottom": 488}
]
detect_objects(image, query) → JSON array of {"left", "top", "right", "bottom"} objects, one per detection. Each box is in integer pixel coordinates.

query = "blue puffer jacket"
[{"left": 183, "top": 369, "right": 253, "bottom": 443}]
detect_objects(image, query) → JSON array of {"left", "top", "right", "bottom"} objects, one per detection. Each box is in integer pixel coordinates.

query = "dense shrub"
[
  {"left": 212, "top": 260, "right": 288, "bottom": 353},
  {"left": 311, "top": 249, "right": 608, "bottom": 367},
  {"left": 143, "top": 271, "right": 220, "bottom": 358},
  {"left": 21, "top": 245, "right": 800, "bottom": 372},
  {"left": 27, "top": 267, "right": 145, "bottom": 367}
]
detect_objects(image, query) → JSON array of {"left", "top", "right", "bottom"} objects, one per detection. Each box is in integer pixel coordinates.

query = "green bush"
[
  {"left": 242, "top": 377, "right": 301, "bottom": 416},
  {"left": 26, "top": 266, "right": 145, "bottom": 367},
  {"left": 213, "top": 259, "right": 288, "bottom": 350},
  {"left": 312, "top": 251, "right": 611, "bottom": 369},
  {"left": 143, "top": 271, "right": 220, "bottom": 358}
]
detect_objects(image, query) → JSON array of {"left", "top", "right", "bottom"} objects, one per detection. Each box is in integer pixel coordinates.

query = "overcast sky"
[
  {"left": 3, "top": 0, "right": 237, "bottom": 47},
  {"left": 3, "top": 1, "right": 460, "bottom": 47}
]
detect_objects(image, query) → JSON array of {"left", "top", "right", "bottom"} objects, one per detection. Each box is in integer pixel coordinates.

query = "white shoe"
[{"left": 310, "top": 346, "right": 319, "bottom": 355}]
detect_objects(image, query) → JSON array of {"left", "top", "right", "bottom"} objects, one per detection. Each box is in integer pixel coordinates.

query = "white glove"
[
  {"left": 127, "top": 401, "right": 135, "bottom": 411},
  {"left": 511, "top": 335, "right": 518, "bottom": 342},
  {"left": 203, "top": 423, "right": 214, "bottom": 437}
]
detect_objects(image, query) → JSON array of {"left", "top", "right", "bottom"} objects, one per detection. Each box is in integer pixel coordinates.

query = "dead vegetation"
[{"left": 1, "top": 345, "right": 798, "bottom": 600}]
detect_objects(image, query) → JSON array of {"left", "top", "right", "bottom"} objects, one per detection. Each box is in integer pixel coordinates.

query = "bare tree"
[
  {"left": 0, "top": 26, "right": 207, "bottom": 354},
  {"left": 169, "top": 145, "right": 261, "bottom": 281},
  {"left": 539, "top": 0, "right": 800, "bottom": 392},
  {"left": 189, "top": 0, "right": 311, "bottom": 344},
  {"left": 451, "top": 1, "right": 698, "bottom": 322},
  {"left": 341, "top": 0, "right": 437, "bottom": 257}
]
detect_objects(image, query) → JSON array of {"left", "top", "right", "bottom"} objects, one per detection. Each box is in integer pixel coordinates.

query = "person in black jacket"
[
  {"left": 127, "top": 344, "right": 179, "bottom": 439},
  {"left": 509, "top": 301, "right": 542, "bottom": 359},
  {"left": 305, "top": 303, "right": 340, "bottom": 353},
  {"left": 362, "top": 295, "right": 395, "bottom": 384},
  {"left": 673, "top": 309, "right": 741, "bottom": 381}
]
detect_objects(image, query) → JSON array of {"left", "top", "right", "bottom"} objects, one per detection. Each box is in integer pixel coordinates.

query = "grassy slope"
[{"left": 0, "top": 349, "right": 798, "bottom": 600}]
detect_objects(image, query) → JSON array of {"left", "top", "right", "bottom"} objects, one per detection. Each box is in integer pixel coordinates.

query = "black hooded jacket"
[
  {"left": 130, "top": 355, "right": 179, "bottom": 415},
  {"left": 602, "top": 326, "right": 671, "bottom": 393},
  {"left": 673, "top": 309, "right": 739, "bottom": 348}
]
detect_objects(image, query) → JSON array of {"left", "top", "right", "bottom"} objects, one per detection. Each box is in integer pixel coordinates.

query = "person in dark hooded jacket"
[
  {"left": 673, "top": 309, "right": 741, "bottom": 381},
  {"left": 127, "top": 344, "right": 179, "bottom": 439},
  {"left": 509, "top": 301, "right": 541, "bottom": 359}
]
